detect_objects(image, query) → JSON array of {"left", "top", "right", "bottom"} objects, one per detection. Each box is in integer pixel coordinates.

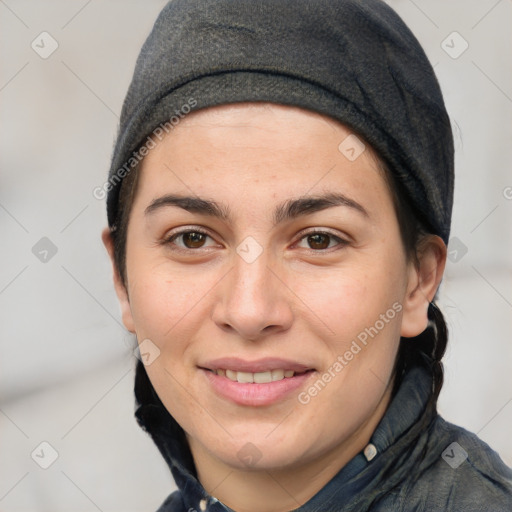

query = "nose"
[{"left": 211, "top": 253, "right": 294, "bottom": 341}]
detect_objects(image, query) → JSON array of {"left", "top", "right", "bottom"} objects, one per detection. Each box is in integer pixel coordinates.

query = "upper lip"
[{"left": 200, "top": 357, "right": 314, "bottom": 373}]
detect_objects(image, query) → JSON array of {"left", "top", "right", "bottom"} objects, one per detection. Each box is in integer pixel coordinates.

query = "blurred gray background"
[{"left": 0, "top": 0, "right": 511, "bottom": 510}]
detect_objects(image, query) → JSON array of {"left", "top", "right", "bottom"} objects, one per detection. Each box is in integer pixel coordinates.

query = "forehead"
[{"left": 134, "top": 103, "right": 392, "bottom": 215}]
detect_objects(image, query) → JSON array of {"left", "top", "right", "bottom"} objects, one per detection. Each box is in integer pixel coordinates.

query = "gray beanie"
[{"left": 107, "top": 0, "right": 454, "bottom": 243}]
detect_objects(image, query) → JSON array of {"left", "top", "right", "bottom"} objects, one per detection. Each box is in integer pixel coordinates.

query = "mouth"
[{"left": 199, "top": 358, "right": 316, "bottom": 406}]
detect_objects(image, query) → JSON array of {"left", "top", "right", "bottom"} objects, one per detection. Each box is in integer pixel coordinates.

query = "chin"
[{"left": 200, "top": 425, "right": 310, "bottom": 471}]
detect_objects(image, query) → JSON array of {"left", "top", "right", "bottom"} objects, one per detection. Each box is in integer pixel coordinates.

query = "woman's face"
[{"left": 109, "top": 103, "right": 431, "bottom": 474}]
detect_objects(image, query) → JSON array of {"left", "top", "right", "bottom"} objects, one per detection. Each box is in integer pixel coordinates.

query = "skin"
[{"left": 103, "top": 103, "right": 446, "bottom": 512}]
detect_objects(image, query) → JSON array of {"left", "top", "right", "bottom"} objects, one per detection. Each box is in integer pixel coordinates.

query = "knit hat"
[{"left": 106, "top": 0, "right": 454, "bottom": 243}]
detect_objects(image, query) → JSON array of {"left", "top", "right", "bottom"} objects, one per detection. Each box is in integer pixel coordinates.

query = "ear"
[
  {"left": 400, "top": 235, "right": 447, "bottom": 338},
  {"left": 101, "top": 227, "right": 135, "bottom": 333}
]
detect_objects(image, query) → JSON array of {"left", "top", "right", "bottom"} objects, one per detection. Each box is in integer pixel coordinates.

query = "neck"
[{"left": 188, "top": 385, "right": 392, "bottom": 512}]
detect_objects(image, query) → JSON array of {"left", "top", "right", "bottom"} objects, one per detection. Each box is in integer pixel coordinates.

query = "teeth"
[
  {"left": 254, "top": 371, "right": 272, "bottom": 384},
  {"left": 216, "top": 368, "right": 296, "bottom": 383},
  {"left": 271, "top": 369, "right": 284, "bottom": 381},
  {"left": 237, "top": 371, "right": 253, "bottom": 383},
  {"left": 226, "top": 369, "right": 237, "bottom": 381}
]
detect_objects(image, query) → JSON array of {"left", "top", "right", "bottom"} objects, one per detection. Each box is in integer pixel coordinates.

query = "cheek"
[
  {"left": 294, "top": 261, "right": 406, "bottom": 340},
  {"left": 292, "top": 252, "right": 407, "bottom": 401},
  {"left": 130, "top": 279, "right": 199, "bottom": 340},
  {"left": 125, "top": 249, "right": 214, "bottom": 348},
  {"left": 127, "top": 265, "right": 215, "bottom": 416}
]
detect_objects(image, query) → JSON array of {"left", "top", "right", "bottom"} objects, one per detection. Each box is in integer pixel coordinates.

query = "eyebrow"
[
  {"left": 145, "top": 195, "right": 230, "bottom": 220},
  {"left": 144, "top": 192, "right": 369, "bottom": 225},
  {"left": 273, "top": 192, "right": 368, "bottom": 224}
]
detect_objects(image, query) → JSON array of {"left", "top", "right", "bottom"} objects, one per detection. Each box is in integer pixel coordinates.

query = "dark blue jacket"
[{"left": 135, "top": 364, "right": 512, "bottom": 511}]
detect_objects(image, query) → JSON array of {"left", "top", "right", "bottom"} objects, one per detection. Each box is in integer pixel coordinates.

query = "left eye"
[
  {"left": 167, "top": 230, "right": 216, "bottom": 249},
  {"left": 296, "top": 232, "right": 345, "bottom": 250}
]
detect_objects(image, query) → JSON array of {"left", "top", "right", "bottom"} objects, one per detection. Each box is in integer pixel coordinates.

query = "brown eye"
[
  {"left": 296, "top": 231, "right": 347, "bottom": 251},
  {"left": 182, "top": 231, "right": 207, "bottom": 248},
  {"left": 307, "top": 233, "right": 331, "bottom": 250},
  {"left": 166, "top": 230, "right": 215, "bottom": 250}
]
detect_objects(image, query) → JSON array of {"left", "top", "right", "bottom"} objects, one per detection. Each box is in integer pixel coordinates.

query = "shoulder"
[{"left": 401, "top": 415, "right": 512, "bottom": 511}]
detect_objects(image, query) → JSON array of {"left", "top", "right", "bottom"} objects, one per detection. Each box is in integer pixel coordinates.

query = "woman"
[{"left": 101, "top": 0, "right": 512, "bottom": 510}]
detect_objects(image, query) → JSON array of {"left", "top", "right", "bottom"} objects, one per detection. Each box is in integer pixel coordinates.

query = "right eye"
[{"left": 165, "top": 229, "right": 217, "bottom": 250}]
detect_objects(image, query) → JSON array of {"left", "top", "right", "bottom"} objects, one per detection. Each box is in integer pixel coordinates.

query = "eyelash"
[
  {"left": 162, "top": 227, "right": 215, "bottom": 252},
  {"left": 163, "top": 226, "right": 349, "bottom": 254},
  {"left": 294, "top": 228, "right": 349, "bottom": 252}
]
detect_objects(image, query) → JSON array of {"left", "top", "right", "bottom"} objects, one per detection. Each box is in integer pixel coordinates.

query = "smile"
[{"left": 200, "top": 358, "right": 316, "bottom": 406}]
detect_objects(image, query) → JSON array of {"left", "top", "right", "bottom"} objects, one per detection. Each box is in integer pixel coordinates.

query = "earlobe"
[
  {"left": 400, "top": 236, "right": 447, "bottom": 338},
  {"left": 101, "top": 227, "right": 136, "bottom": 333}
]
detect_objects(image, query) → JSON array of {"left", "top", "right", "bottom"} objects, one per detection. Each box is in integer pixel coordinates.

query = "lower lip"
[{"left": 202, "top": 369, "right": 314, "bottom": 406}]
